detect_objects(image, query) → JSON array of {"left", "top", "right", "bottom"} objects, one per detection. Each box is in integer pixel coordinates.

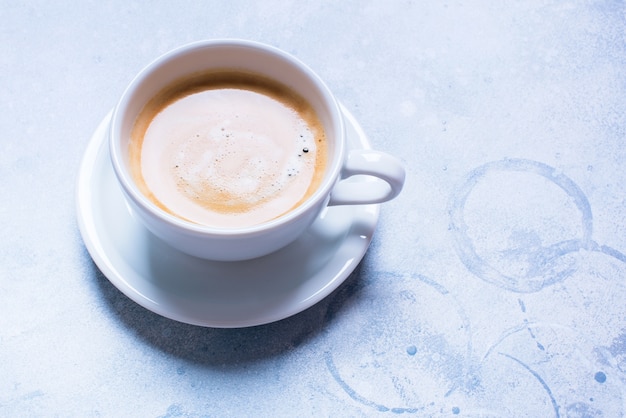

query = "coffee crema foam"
[{"left": 129, "top": 72, "right": 327, "bottom": 228}]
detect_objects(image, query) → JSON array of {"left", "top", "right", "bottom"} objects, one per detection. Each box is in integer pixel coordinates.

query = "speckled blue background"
[{"left": 2, "top": 1, "right": 626, "bottom": 416}]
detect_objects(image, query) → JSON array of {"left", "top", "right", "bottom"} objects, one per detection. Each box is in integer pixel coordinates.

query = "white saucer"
[{"left": 76, "top": 105, "right": 380, "bottom": 328}]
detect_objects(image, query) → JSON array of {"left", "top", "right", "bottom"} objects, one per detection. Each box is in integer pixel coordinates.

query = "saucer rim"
[{"left": 76, "top": 104, "right": 380, "bottom": 328}]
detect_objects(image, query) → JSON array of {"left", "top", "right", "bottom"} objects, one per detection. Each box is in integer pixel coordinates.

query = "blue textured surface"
[{"left": 2, "top": 1, "right": 626, "bottom": 416}]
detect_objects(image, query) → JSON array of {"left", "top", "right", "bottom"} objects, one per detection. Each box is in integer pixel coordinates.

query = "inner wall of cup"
[{"left": 116, "top": 42, "right": 343, "bottom": 196}]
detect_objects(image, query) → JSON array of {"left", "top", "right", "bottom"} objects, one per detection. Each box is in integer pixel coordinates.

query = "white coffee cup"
[{"left": 109, "top": 39, "right": 405, "bottom": 261}]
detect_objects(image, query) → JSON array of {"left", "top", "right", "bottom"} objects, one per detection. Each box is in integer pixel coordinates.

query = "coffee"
[{"left": 129, "top": 70, "right": 327, "bottom": 228}]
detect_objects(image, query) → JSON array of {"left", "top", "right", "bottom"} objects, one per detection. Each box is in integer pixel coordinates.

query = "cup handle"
[{"left": 328, "top": 150, "right": 406, "bottom": 206}]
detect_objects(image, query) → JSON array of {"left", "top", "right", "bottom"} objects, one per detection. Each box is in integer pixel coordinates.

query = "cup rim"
[{"left": 109, "top": 38, "right": 345, "bottom": 236}]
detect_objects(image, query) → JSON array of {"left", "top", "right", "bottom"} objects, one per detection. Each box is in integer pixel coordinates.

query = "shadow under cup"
[{"left": 109, "top": 40, "right": 346, "bottom": 261}]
